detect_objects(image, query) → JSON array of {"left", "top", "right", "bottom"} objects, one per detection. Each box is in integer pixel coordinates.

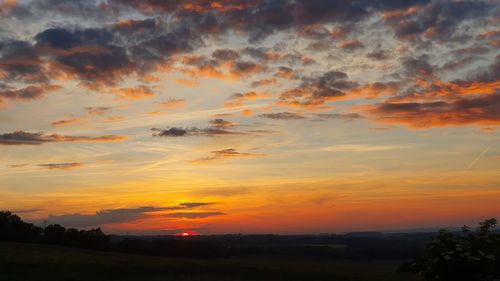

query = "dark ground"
[{"left": 0, "top": 241, "right": 421, "bottom": 281}]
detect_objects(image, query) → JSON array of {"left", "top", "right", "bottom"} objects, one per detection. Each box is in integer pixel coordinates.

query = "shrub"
[{"left": 411, "top": 219, "right": 499, "bottom": 281}]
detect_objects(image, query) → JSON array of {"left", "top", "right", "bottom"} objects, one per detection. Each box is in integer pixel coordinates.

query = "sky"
[{"left": 0, "top": 0, "right": 499, "bottom": 235}]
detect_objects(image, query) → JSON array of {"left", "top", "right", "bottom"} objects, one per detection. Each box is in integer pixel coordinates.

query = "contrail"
[{"left": 467, "top": 147, "right": 490, "bottom": 169}]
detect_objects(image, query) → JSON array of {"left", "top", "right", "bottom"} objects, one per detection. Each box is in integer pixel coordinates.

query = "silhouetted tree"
[
  {"left": 0, "top": 211, "right": 110, "bottom": 250},
  {"left": 407, "top": 218, "right": 499, "bottom": 281},
  {"left": 0, "top": 211, "right": 42, "bottom": 242}
]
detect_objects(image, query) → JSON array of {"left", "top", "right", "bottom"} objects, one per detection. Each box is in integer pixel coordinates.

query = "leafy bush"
[{"left": 407, "top": 219, "right": 499, "bottom": 281}]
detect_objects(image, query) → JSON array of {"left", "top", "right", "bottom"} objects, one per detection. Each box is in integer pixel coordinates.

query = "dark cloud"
[
  {"left": 38, "top": 163, "right": 83, "bottom": 170},
  {"left": 278, "top": 70, "right": 358, "bottom": 108},
  {"left": 1, "top": 17, "right": 207, "bottom": 92},
  {"left": 370, "top": 93, "right": 500, "bottom": 128},
  {"left": 208, "top": 119, "right": 236, "bottom": 129},
  {"left": 259, "top": 112, "right": 306, "bottom": 120},
  {"left": 0, "top": 131, "right": 127, "bottom": 145},
  {"left": 367, "top": 50, "right": 390, "bottom": 61},
  {"left": 45, "top": 202, "right": 216, "bottom": 228},
  {"left": 0, "top": 40, "right": 48, "bottom": 83},
  {"left": 382, "top": 1, "right": 493, "bottom": 41},
  {"left": 242, "top": 47, "right": 280, "bottom": 62},
  {"left": 402, "top": 55, "right": 436, "bottom": 77},
  {"left": 472, "top": 59, "right": 500, "bottom": 83},
  {"left": 164, "top": 212, "right": 226, "bottom": 219},
  {"left": 152, "top": 126, "right": 242, "bottom": 138},
  {"left": 0, "top": 84, "right": 60, "bottom": 103},
  {"left": 178, "top": 202, "right": 213, "bottom": 208},
  {"left": 34, "top": 28, "right": 132, "bottom": 88},
  {"left": 212, "top": 49, "right": 240, "bottom": 61},
  {"left": 230, "top": 61, "right": 268, "bottom": 78},
  {"left": 314, "top": 113, "right": 363, "bottom": 120}
]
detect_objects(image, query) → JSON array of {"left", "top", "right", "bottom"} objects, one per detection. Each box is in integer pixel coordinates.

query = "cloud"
[
  {"left": 45, "top": 202, "right": 217, "bottom": 228},
  {"left": 337, "top": 40, "right": 364, "bottom": 51},
  {"left": 324, "top": 144, "right": 410, "bottom": 152},
  {"left": 366, "top": 50, "right": 390, "bottom": 61},
  {"left": 38, "top": 162, "right": 83, "bottom": 170},
  {"left": 259, "top": 112, "right": 306, "bottom": 120},
  {"left": 8, "top": 163, "right": 30, "bottom": 168},
  {"left": 250, "top": 78, "right": 280, "bottom": 88},
  {"left": 224, "top": 91, "right": 272, "bottom": 107},
  {"left": 242, "top": 47, "right": 280, "bottom": 62},
  {"left": 51, "top": 116, "right": 84, "bottom": 127},
  {"left": 314, "top": 113, "right": 363, "bottom": 121},
  {"left": 368, "top": 93, "right": 500, "bottom": 128},
  {"left": 34, "top": 27, "right": 132, "bottom": 88},
  {"left": 212, "top": 48, "right": 241, "bottom": 61},
  {"left": 85, "top": 107, "right": 111, "bottom": 115},
  {"left": 158, "top": 98, "right": 186, "bottom": 109},
  {"left": 273, "top": 66, "right": 296, "bottom": 80},
  {"left": 152, "top": 119, "right": 246, "bottom": 138},
  {"left": 177, "top": 202, "right": 213, "bottom": 208},
  {"left": 229, "top": 61, "right": 268, "bottom": 79},
  {"left": 192, "top": 148, "right": 268, "bottom": 163},
  {"left": 152, "top": 127, "right": 242, "bottom": 138},
  {"left": 258, "top": 112, "right": 362, "bottom": 122},
  {"left": 110, "top": 86, "right": 155, "bottom": 100},
  {"left": 0, "top": 131, "right": 127, "bottom": 145},
  {"left": 0, "top": 84, "right": 61, "bottom": 104},
  {"left": 208, "top": 119, "right": 236, "bottom": 129},
  {"left": 382, "top": 1, "right": 494, "bottom": 41},
  {"left": 164, "top": 212, "right": 225, "bottom": 219},
  {"left": 277, "top": 70, "right": 358, "bottom": 108}
]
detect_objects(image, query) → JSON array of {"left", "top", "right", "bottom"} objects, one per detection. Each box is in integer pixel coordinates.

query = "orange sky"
[{"left": 0, "top": 0, "right": 499, "bottom": 234}]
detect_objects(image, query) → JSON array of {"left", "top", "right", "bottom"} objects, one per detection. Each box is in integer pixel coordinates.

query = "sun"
[{"left": 181, "top": 232, "right": 190, "bottom": 236}]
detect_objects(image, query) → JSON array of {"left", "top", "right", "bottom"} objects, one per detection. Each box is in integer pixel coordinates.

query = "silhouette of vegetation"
[
  {"left": 0, "top": 211, "right": 109, "bottom": 250},
  {"left": 400, "top": 218, "right": 499, "bottom": 281},
  {"left": 2, "top": 209, "right": 498, "bottom": 281}
]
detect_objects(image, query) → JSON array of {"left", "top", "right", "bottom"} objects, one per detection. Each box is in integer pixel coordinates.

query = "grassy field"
[{"left": 0, "top": 241, "right": 420, "bottom": 281}]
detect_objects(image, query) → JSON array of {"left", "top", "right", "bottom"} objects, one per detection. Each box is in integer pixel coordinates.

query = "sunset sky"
[{"left": 0, "top": 0, "right": 499, "bottom": 235}]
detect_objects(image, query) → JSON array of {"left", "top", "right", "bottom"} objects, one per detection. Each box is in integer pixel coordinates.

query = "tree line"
[
  {"left": 0, "top": 211, "right": 110, "bottom": 250},
  {"left": 1, "top": 210, "right": 499, "bottom": 280}
]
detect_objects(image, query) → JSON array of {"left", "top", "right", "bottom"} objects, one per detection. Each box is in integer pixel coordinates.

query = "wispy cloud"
[
  {"left": 38, "top": 163, "right": 83, "bottom": 170},
  {"left": 324, "top": 144, "right": 411, "bottom": 152},
  {"left": 192, "top": 148, "right": 268, "bottom": 163}
]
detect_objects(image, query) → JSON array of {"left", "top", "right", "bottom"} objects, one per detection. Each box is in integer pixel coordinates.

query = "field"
[{"left": 0, "top": 241, "right": 420, "bottom": 281}]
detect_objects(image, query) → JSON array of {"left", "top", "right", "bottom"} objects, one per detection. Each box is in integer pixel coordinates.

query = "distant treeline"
[
  {"left": 0, "top": 210, "right": 432, "bottom": 259},
  {"left": 0, "top": 210, "right": 431, "bottom": 259}
]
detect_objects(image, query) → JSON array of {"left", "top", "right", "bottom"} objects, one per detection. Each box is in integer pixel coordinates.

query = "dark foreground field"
[{"left": 0, "top": 241, "right": 420, "bottom": 281}]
